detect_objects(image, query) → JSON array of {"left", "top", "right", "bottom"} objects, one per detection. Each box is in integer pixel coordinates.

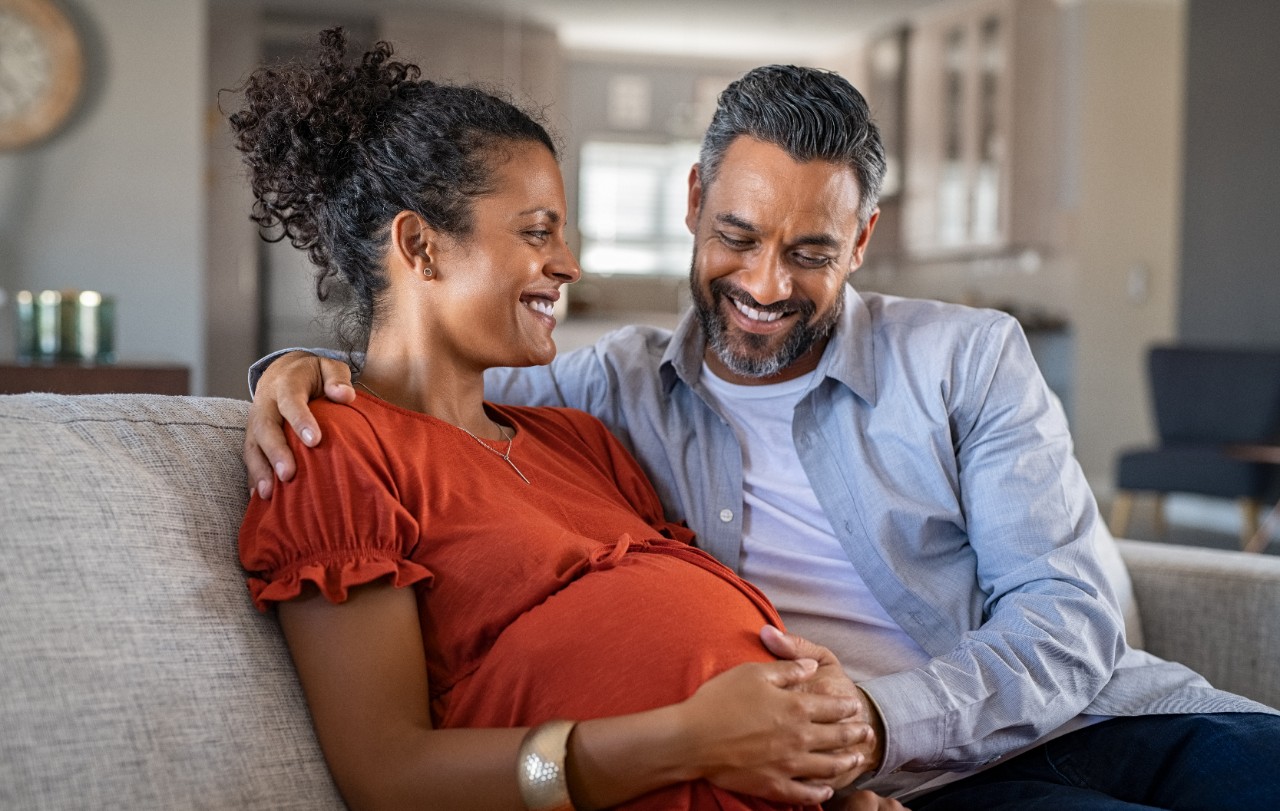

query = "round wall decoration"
[{"left": 0, "top": 0, "right": 84, "bottom": 150}]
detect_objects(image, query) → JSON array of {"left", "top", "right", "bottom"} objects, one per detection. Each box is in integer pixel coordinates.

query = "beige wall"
[{"left": 1068, "top": 0, "right": 1184, "bottom": 492}]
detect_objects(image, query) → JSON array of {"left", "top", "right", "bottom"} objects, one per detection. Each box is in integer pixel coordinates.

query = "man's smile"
[{"left": 730, "top": 298, "right": 787, "bottom": 324}]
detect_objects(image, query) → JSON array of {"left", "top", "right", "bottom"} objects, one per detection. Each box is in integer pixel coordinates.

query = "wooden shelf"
[{"left": 0, "top": 362, "right": 189, "bottom": 395}]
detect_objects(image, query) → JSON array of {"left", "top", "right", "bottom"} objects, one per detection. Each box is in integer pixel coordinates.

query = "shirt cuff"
[
  {"left": 858, "top": 668, "right": 948, "bottom": 774},
  {"left": 246, "top": 347, "right": 354, "bottom": 399}
]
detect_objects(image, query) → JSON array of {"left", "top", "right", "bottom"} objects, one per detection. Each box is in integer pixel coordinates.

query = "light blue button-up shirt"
[{"left": 253, "top": 286, "right": 1272, "bottom": 791}]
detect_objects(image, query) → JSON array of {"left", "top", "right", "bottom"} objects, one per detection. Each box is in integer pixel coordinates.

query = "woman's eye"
[{"left": 525, "top": 229, "right": 551, "bottom": 242}]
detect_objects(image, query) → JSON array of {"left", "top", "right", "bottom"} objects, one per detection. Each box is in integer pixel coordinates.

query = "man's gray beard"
[{"left": 690, "top": 261, "right": 843, "bottom": 379}]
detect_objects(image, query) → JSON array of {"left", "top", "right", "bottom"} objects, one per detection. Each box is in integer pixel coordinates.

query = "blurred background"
[{"left": 1, "top": 0, "right": 1277, "bottom": 526}]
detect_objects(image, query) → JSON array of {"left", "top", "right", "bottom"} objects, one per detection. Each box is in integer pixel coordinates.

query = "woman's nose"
[{"left": 547, "top": 238, "right": 582, "bottom": 284}]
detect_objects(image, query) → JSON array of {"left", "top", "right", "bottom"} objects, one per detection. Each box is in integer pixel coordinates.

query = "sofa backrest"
[
  {"left": 0, "top": 393, "right": 343, "bottom": 810},
  {"left": 0, "top": 391, "right": 1150, "bottom": 807}
]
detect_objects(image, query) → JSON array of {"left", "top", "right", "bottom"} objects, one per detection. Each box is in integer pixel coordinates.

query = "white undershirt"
[
  {"left": 698, "top": 365, "right": 931, "bottom": 682},
  {"left": 700, "top": 364, "right": 1106, "bottom": 798}
]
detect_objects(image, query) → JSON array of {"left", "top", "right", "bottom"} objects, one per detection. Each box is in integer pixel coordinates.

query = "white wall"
[{"left": 0, "top": 0, "right": 207, "bottom": 388}]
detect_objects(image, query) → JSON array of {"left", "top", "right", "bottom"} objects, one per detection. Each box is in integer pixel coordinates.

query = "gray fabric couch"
[{"left": 2, "top": 392, "right": 1277, "bottom": 809}]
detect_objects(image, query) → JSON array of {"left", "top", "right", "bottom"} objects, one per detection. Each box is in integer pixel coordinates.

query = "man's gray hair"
[{"left": 700, "top": 65, "right": 886, "bottom": 226}]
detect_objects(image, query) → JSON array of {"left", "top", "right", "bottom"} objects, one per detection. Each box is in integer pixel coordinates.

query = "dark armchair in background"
[{"left": 1111, "top": 345, "right": 1280, "bottom": 549}]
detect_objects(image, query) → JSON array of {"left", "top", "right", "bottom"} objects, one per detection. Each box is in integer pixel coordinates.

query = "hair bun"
[{"left": 228, "top": 27, "right": 418, "bottom": 252}]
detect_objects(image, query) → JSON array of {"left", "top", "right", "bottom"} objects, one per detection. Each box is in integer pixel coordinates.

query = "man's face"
[{"left": 686, "top": 137, "right": 878, "bottom": 385}]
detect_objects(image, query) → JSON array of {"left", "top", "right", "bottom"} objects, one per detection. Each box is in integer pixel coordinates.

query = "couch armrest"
[{"left": 1117, "top": 539, "right": 1280, "bottom": 709}]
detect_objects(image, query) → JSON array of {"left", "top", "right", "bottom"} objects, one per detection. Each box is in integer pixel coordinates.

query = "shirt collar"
[
  {"left": 659, "top": 284, "right": 879, "bottom": 405},
  {"left": 659, "top": 307, "right": 706, "bottom": 393}
]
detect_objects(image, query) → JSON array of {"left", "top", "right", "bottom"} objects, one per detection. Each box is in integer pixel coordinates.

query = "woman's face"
[{"left": 430, "top": 141, "right": 580, "bottom": 371}]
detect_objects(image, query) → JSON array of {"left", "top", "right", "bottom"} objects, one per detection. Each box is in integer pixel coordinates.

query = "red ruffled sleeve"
[{"left": 238, "top": 400, "right": 432, "bottom": 612}]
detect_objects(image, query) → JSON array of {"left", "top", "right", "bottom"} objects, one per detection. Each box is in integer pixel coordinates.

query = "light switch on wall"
[{"left": 1127, "top": 263, "right": 1150, "bottom": 304}]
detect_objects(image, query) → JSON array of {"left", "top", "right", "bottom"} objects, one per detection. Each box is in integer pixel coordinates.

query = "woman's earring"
[{"left": 422, "top": 266, "right": 434, "bottom": 279}]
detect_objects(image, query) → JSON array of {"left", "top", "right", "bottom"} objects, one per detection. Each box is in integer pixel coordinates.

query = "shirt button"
[{"left": 719, "top": 509, "right": 734, "bottom": 523}]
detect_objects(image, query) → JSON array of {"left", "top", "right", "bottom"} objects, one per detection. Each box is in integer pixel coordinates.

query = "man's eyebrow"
[
  {"left": 794, "top": 232, "right": 841, "bottom": 250},
  {"left": 715, "top": 212, "right": 841, "bottom": 250},
  {"left": 519, "top": 207, "right": 562, "bottom": 224},
  {"left": 715, "top": 212, "right": 759, "bottom": 233}
]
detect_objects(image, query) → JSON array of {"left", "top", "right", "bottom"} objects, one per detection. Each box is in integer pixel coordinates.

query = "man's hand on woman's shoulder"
[{"left": 245, "top": 351, "right": 355, "bottom": 499}]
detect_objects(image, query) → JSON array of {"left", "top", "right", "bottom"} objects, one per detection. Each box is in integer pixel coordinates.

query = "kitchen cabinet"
[{"left": 902, "top": 0, "right": 1059, "bottom": 257}]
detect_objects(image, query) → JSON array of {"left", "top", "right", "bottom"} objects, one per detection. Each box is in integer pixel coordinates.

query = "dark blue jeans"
[{"left": 908, "top": 713, "right": 1280, "bottom": 810}]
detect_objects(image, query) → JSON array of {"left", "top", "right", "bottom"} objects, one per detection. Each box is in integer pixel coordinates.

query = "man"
[{"left": 245, "top": 66, "right": 1279, "bottom": 807}]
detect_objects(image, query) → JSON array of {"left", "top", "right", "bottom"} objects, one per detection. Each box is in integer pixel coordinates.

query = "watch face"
[{"left": 0, "top": 0, "right": 82, "bottom": 150}]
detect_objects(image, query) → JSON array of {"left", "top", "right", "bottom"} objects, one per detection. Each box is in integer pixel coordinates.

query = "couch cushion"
[
  {"left": 1117, "top": 539, "right": 1280, "bottom": 710},
  {"left": 0, "top": 393, "right": 342, "bottom": 810}
]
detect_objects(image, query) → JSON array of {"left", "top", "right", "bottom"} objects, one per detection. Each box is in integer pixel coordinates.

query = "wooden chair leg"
[
  {"left": 1244, "top": 501, "right": 1279, "bottom": 553},
  {"left": 1152, "top": 494, "right": 1167, "bottom": 538},
  {"left": 1240, "top": 498, "right": 1261, "bottom": 547},
  {"left": 1110, "top": 491, "right": 1135, "bottom": 538}
]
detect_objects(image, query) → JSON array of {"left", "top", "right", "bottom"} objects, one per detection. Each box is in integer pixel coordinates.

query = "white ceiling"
[{"left": 249, "top": 0, "right": 950, "bottom": 61}]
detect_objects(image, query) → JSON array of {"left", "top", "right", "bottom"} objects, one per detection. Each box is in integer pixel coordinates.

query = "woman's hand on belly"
[
  {"left": 760, "top": 625, "right": 885, "bottom": 786},
  {"left": 671, "top": 657, "right": 873, "bottom": 805}
]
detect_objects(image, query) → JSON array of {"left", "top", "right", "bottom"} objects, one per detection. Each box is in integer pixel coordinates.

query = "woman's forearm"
[
  {"left": 333, "top": 707, "right": 691, "bottom": 810},
  {"left": 569, "top": 701, "right": 696, "bottom": 808},
  {"left": 335, "top": 663, "right": 856, "bottom": 811}
]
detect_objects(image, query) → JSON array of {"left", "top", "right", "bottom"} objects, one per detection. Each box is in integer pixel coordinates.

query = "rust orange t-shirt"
[{"left": 239, "top": 393, "right": 815, "bottom": 810}]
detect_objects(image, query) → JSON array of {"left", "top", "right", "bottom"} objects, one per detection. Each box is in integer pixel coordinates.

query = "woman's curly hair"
[{"left": 228, "top": 28, "right": 556, "bottom": 354}]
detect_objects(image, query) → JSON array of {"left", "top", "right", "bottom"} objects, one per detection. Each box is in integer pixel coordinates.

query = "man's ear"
[
  {"left": 849, "top": 208, "right": 881, "bottom": 271},
  {"left": 389, "top": 210, "right": 436, "bottom": 278},
  {"left": 684, "top": 163, "right": 704, "bottom": 235}
]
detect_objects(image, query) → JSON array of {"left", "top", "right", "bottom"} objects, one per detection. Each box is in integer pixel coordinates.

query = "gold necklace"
[
  {"left": 455, "top": 423, "right": 531, "bottom": 485},
  {"left": 356, "top": 379, "right": 530, "bottom": 484}
]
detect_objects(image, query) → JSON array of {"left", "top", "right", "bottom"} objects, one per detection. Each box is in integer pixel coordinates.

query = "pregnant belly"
[{"left": 440, "top": 540, "right": 780, "bottom": 729}]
